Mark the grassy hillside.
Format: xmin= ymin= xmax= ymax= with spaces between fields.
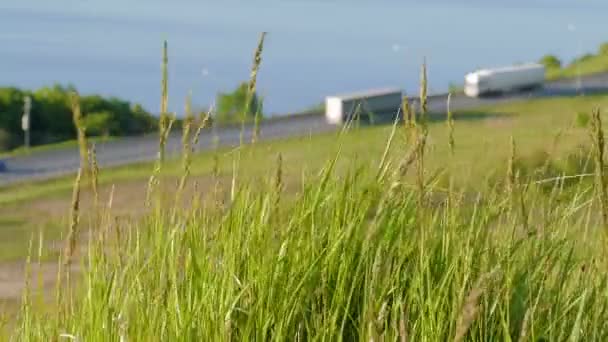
xmin=546 ymin=43 xmax=608 ymax=80
xmin=1 ymin=95 xmax=606 ymax=257
xmin=2 ymin=94 xmax=606 ymax=206
xmin=6 ymin=91 xmax=608 ymax=339
xmin=0 ymin=92 xmax=605 ymax=338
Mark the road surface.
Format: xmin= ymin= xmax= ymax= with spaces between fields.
xmin=2 ymin=73 xmax=608 ymax=186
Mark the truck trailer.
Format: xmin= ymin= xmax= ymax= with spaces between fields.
xmin=325 ymin=88 xmax=402 ymax=124
xmin=464 ymin=63 xmax=545 ymax=97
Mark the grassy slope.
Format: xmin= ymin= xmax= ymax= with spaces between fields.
xmin=10 ymin=93 xmax=608 ymax=339
xmin=2 ymin=94 xmax=607 ymax=205
xmin=547 ymin=53 xmax=608 ymax=80
xmin=0 ymin=94 xmax=606 ymax=264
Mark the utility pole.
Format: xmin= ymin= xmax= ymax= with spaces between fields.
xmin=22 ymin=96 xmax=31 ymax=151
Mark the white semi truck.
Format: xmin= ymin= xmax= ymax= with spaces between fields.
xmin=325 ymin=88 xmax=402 ymax=124
xmin=464 ymin=63 xmax=545 ymax=97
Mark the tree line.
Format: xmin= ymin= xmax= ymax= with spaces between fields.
xmin=0 ymin=84 xmax=156 ymax=151
xmin=0 ymin=80 xmax=264 ymax=152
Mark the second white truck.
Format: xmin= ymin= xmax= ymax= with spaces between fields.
xmin=464 ymin=63 xmax=545 ymax=97
xmin=325 ymin=88 xmax=402 ymax=124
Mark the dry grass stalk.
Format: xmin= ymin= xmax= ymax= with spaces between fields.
xmin=145 ymin=40 xmax=171 ymax=207
xmin=590 ymin=108 xmax=608 ymax=231
xmin=175 ymin=93 xmax=195 ymax=203
xmin=146 ymin=113 xmax=175 ymax=207
xmin=159 ymin=40 xmax=169 ymax=163
xmin=64 ymin=168 xmax=83 ymax=269
xmin=99 ymin=184 xmax=115 ymax=245
xmin=376 ymin=113 xmax=401 ymax=182
xmin=507 ymin=136 xmax=516 ymax=200
xmin=211 ymin=135 xmax=223 ymax=210
xmin=399 ymin=131 xmax=428 ymax=181
xmin=517 ymin=172 xmax=530 ymax=234
xmin=378 ymin=129 xmax=426 ymax=209
xmin=518 ymin=308 xmax=531 ymax=342
xmin=415 ymin=61 xmax=429 ymax=205
xmin=273 ymin=153 xmax=283 ymax=213
xmin=506 ymin=137 xmax=531 ymax=233
xmin=402 ymin=94 xmax=412 ymax=129
xmin=402 ymin=94 xmax=417 ymax=144
xmin=446 ymin=93 xmax=456 ymax=219
xmin=372 ymin=300 xmax=388 ymax=338
xmin=368 ymin=321 xmax=379 ymax=342
xmin=70 ymin=92 xmax=89 ymax=175
xmin=249 ymin=32 xmax=267 ymax=145
xmin=88 ymin=143 xmax=102 ymax=235
xmin=89 ymin=143 xmax=100 ymax=211
xmin=56 ymin=167 xmax=83 ymax=317
xmin=447 ymin=92 xmax=455 ymax=155
xmin=453 ymin=271 xmax=498 ymax=342
xmin=37 ymin=229 xmax=44 ymax=306
xmin=507 ymin=137 xmax=528 ymax=232
xmin=419 ymin=59 xmax=428 ymax=127
xmin=159 ymin=113 xmax=175 ymax=163
xmin=371 ymin=130 xmax=428 ymax=225
xmin=192 ymin=104 xmax=213 ymax=149
xmin=399 ymin=304 xmax=409 ymax=342
xmin=20 ymin=235 xmax=34 ymax=321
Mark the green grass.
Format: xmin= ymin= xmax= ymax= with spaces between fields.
xmin=2 ymin=94 xmax=607 ymax=206
xmin=0 ymin=216 xmax=62 ymax=262
xmin=0 ymin=94 xmax=604 ymax=283
xmin=0 ymin=136 xmax=115 ymax=158
xmin=11 ymin=100 xmax=608 ymax=340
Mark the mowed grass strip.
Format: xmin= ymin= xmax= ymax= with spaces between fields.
xmin=1 ymin=94 xmax=607 ymax=207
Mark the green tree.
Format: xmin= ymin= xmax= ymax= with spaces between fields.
xmin=216 ymin=82 xmax=263 ymax=123
xmin=83 ymin=111 xmax=114 ymax=137
xmin=574 ymin=53 xmax=594 ymax=64
xmin=0 ymin=84 xmax=157 ymax=150
xmin=539 ymin=55 xmax=562 ymax=69
xmin=599 ymin=42 xmax=608 ymax=56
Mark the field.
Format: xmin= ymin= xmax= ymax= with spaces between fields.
xmin=1 ymin=90 xmax=608 ymax=339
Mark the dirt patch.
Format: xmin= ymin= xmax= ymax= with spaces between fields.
xmin=484 ymin=115 xmax=515 ymax=129
xmin=0 ymin=261 xmax=76 ymax=301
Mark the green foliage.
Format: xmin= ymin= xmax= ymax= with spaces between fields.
xmin=0 ymin=84 xmax=156 ymax=150
xmin=599 ymin=42 xmax=608 ymax=56
xmin=547 ymin=42 xmax=608 ymax=80
xmin=0 ymin=128 xmax=10 ymax=151
xmin=82 ymin=111 xmax=114 ymax=137
xmin=576 ymin=111 xmax=590 ymax=128
xmin=539 ymin=54 xmax=562 ymax=69
xmin=216 ymin=82 xmax=263 ymax=123
xmin=573 ymin=53 xmax=595 ymax=64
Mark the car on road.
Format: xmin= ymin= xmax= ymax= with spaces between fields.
xmin=0 ymin=159 xmax=6 ymax=172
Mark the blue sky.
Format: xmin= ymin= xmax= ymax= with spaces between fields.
xmin=1 ymin=0 xmax=606 ymax=114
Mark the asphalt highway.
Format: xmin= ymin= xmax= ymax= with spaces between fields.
xmin=1 ymin=73 xmax=608 ymax=186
